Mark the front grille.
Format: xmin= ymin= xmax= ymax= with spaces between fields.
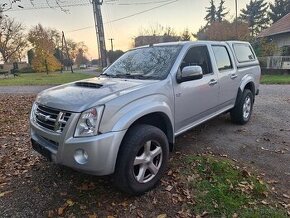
xmin=34 ymin=105 xmax=71 ymax=133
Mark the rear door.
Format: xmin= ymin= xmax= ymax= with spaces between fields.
xmin=174 ymin=45 xmax=220 ymax=134
xmin=211 ymin=45 xmax=239 ymax=107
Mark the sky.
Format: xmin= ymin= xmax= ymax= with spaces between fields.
xmin=4 ymin=0 xmax=273 ymax=59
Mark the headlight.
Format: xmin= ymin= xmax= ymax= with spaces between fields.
xmin=74 ymin=106 xmax=104 ymax=137
xmin=31 ymin=102 xmax=38 ymax=121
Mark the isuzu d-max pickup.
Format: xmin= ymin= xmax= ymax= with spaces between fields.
xmin=30 ymin=41 xmax=261 ymax=194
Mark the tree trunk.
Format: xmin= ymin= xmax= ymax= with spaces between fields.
xmin=45 ymin=59 xmax=49 ymax=75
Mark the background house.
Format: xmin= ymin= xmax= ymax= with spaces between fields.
xmin=258 ymin=13 xmax=290 ymax=70
xmin=258 ymin=13 xmax=290 ymax=55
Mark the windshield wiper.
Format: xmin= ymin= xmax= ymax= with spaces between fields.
xmin=101 ymin=73 xmax=118 ymax=78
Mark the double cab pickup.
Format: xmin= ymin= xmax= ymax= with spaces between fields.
xmin=30 ymin=41 xmax=261 ymax=195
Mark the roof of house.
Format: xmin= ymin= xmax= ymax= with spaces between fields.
xmin=258 ymin=13 xmax=290 ymax=37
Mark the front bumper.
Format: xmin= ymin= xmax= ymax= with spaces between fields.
xmin=30 ymin=118 xmax=126 ymax=176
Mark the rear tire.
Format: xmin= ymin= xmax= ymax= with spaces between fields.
xmin=230 ymin=89 xmax=254 ymax=125
xmin=113 ymin=124 xmax=169 ymax=195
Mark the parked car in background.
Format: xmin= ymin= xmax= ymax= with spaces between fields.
xmin=79 ymin=64 xmax=88 ymax=69
xmin=30 ymin=41 xmax=261 ymax=195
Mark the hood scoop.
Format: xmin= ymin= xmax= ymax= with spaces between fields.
xmin=75 ymin=82 xmax=103 ymax=88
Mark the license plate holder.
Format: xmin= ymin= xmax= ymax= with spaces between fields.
xmin=31 ymin=139 xmax=52 ymax=161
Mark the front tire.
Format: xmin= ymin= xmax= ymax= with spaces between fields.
xmin=113 ymin=124 xmax=169 ymax=195
xmin=230 ymin=89 xmax=254 ymax=125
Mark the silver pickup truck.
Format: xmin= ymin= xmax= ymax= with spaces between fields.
xmin=30 ymin=41 xmax=260 ymax=195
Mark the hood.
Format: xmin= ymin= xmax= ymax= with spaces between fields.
xmin=36 ymin=77 xmax=157 ymax=112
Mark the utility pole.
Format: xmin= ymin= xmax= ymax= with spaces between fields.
xmin=109 ymin=38 xmax=114 ymax=51
xmin=235 ymin=0 xmax=238 ymax=39
xmin=62 ymin=31 xmax=74 ymax=73
xmin=92 ymin=0 xmax=107 ymax=68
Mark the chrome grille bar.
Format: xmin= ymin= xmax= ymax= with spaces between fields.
xmin=34 ymin=104 xmax=71 ymax=133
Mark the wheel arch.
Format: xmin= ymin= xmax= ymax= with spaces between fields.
xmin=237 ymin=76 xmax=256 ymax=105
xmin=130 ymin=112 xmax=174 ymax=150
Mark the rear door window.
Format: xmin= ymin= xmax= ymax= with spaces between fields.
xmin=212 ymin=46 xmax=233 ymax=71
xmin=233 ymin=44 xmax=256 ymax=63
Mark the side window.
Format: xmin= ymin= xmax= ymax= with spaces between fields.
xmin=180 ymin=46 xmax=212 ymax=75
xmin=233 ymin=44 xmax=256 ymax=62
xmin=212 ymin=46 xmax=233 ymax=71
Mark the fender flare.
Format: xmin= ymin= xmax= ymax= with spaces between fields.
xmin=111 ymin=101 xmax=174 ymax=135
xmin=235 ymin=75 xmax=256 ymax=106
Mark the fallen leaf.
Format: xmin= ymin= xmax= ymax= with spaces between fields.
xmin=58 ymin=207 xmax=66 ymax=216
xmin=48 ymin=210 xmax=54 ymax=218
xmin=165 ymin=185 xmax=173 ymax=192
xmin=0 ymin=191 xmax=13 ymax=197
xmin=267 ymin=180 xmax=278 ymax=184
xmin=67 ymin=199 xmax=74 ymax=207
xmin=283 ymin=194 xmax=290 ymax=199
xmin=88 ymin=214 xmax=97 ymax=218
xmin=157 ymin=214 xmax=167 ymax=218
xmin=261 ymin=147 xmax=269 ymax=151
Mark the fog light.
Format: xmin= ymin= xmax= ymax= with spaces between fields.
xmin=74 ymin=149 xmax=88 ymax=165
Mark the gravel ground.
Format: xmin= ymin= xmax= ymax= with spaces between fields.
xmin=0 ymin=84 xmax=289 ymax=217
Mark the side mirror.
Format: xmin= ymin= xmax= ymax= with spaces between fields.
xmin=177 ymin=66 xmax=203 ymax=83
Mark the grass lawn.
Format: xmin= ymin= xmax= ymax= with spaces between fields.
xmin=261 ymin=74 xmax=290 ymax=84
xmin=182 ymin=155 xmax=288 ymax=217
xmin=0 ymin=72 xmax=95 ymax=86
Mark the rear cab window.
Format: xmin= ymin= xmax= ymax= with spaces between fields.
xmin=233 ymin=43 xmax=256 ymax=63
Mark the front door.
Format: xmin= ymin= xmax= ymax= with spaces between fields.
xmin=174 ymin=45 xmax=220 ymax=134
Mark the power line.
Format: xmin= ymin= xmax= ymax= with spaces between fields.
xmin=6 ymin=2 xmax=91 ymax=11
xmin=106 ymin=0 xmax=174 ymax=6
xmin=67 ymin=0 xmax=178 ymax=33
xmin=105 ymin=0 xmax=178 ymax=24
xmin=5 ymin=0 xmax=174 ymax=12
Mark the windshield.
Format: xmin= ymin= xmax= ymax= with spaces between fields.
xmin=102 ymin=45 xmax=182 ymax=80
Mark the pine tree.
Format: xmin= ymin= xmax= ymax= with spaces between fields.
xmin=240 ymin=0 xmax=269 ymax=37
xmin=216 ymin=0 xmax=229 ymax=22
xmin=205 ymin=0 xmax=217 ymax=25
xmin=268 ymin=0 xmax=290 ymax=23
xmin=181 ymin=28 xmax=191 ymax=41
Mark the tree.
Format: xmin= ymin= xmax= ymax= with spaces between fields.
xmin=27 ymin=49 xmax=34 ymax=65
xmin=268 ymin=0 xmax=290 ymax=23
xmin=216 ymin=0 xmax=229 ymax=22
xmin=181 ymin=28 xmax=191 ymax=41
xmin=205 ymin=0 xmax=217 ymax=25
xmin=28 ymin=24 xmax=61 ymax=73
xmin=252 ymin=38 xmax=280 ymax=57
xmin=240 ymin=0 xmax=269 ymax=37
xmin=0 ymin=17 xmax=27 ymax=63
xmin=134 ymin=24 xmax=181 ymax=47
xmin=75 ymin=47 xmax=89 ymax=67
xmin=194 ymin=21 xmax=250 ymax=41
xmin=107 ymin=50 xmax=124 ymax=63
